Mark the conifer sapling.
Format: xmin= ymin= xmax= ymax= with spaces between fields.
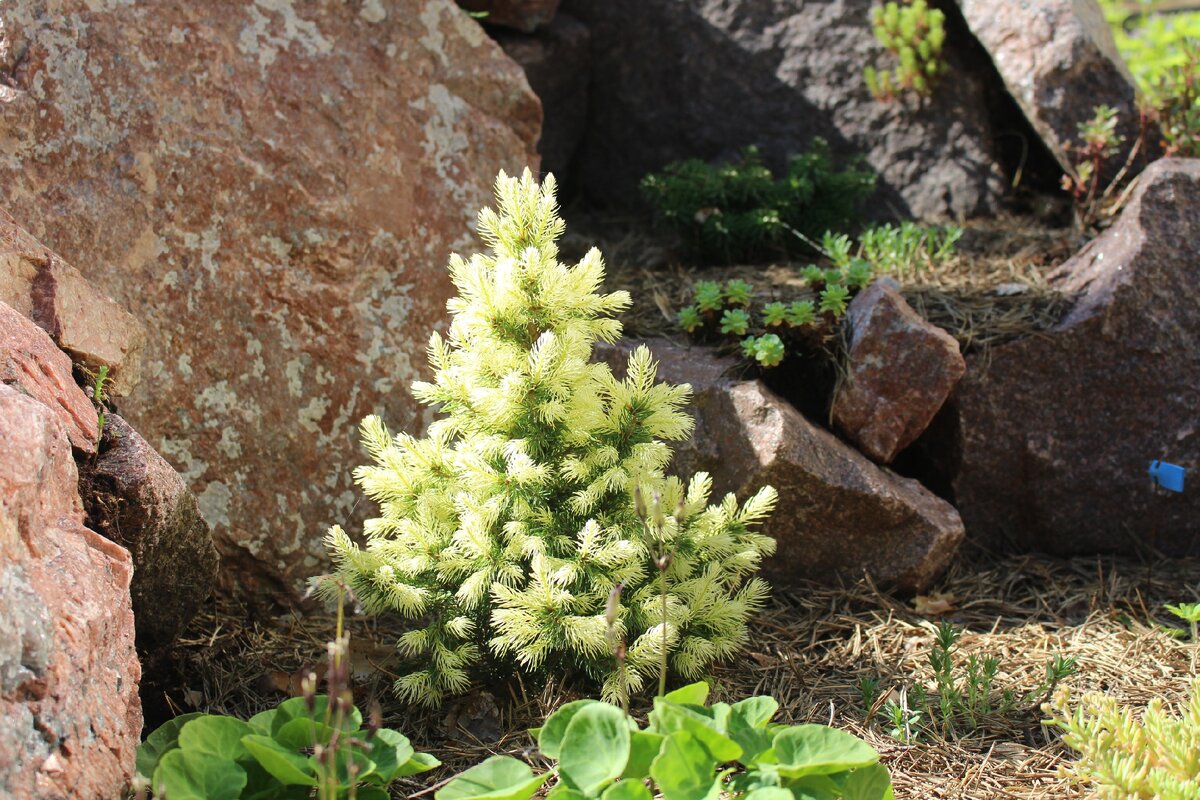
xmin=322 ymin=170 xmax=777 ymax=706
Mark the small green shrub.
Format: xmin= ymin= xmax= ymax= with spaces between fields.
xmin=324 ymin=171 xmax=777 ymax=707
xmin=1046 ymin=678 xmax=1200 ymax=799
xmin=857 ymin=221 xmax=962 ymax=278
xmin=640 ymin=143 xmax=875 ymax=265
xmin=1061 ymin=105 xmax=1128 ymax=229
xmin=436 ymin=681 xmax=894 ymax=800
xmin=864 ymin=0 xmax=948 ymax=101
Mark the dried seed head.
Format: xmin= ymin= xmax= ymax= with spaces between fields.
xmin=605 ymin=583 xmax=624 ymax=628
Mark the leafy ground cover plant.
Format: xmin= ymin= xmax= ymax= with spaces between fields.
xmin=1045 ymin=678 xmax=1200 ymax=799
xmin=675 ymin=222 xmax=960 ymax=368
xmin=640 ymin=143 xmax=875 ymax=265
xmin=323 ymin=170 xmax=777 ymax=707
xmin=1060 ymin=105 xmax=1141 ymax=229
xmin=436 ymin=681 xmax=893 ymax=800
xmin=135 ymin=585 xmax=439 ymax=799
xmin=864 ymin=0 xmax=947 ymax=101
xmin=1165 ymin=602 xmax=1200 ymax=641
xmin=865 ymin=622 xmax=1078 ymax=741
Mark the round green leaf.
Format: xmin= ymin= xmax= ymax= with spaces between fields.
xmin=273 ymin=695 xmax=362 ymax=735
xmin=772 ymin=726 xmax=879 ymax=779
xmin=152 ymin=749 xmax=247 ymax=800
xmin=840 ymin=764 xmax=894 ymax=800
xmin=364 ymin=727 xmax=416 ymax=784
xmin=663 ymin=682 xmax=710 ymax=706
xmin=274 ymin=716 xmax=340 ymax=750
xmin=436 ymin=755 xmax=551 ymax=800
xmin=651 ymin=732 xmax=725 ymax=800
xmin=136 ymin=712 xmax=203 ymax=778
xmin=241 ymin=734 xmax=318 ymax=786
xmin=650 ymin=702 xmax=742 ymax=763
xmin=247 ymin=708 xmax=278 ymax=735
xmin=177 ymin=715 xmax=254 ymax=761
xmin=559 ymin=702 xmax=631 ymax=795
xmin=394 ymin=750 xmax=442 ymax=778
xmin=743 ymin=789 xmax=794 ymax=800
xmin=622 ymin=730 xmax=666 ymax=781
xmin=602 ymin=779 xmax=654 ymax=800
xmin=538 ymin=700 xmax=598 ymax=759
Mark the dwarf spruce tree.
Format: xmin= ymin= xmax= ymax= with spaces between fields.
xmin=323 ymin=170 xmax=777 ymax=706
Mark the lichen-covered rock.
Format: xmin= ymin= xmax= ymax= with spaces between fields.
xmin=496 ymin=13 xmax=590 ymax=182
xmin=0 ymin=384 xmax=141 ymax=800
xmin=0 ymin=1 xmax=540 ymax=595
xmin=833 ymin=278 xmax=965 ymax=463
xmin=597 ymin=339 xmax=964 ymax=592
xmin=561 ymin=0 xmax=1007 ymax=218
xmin=0 ymin=208 xmax=146 ymax=397
xmin=954 ymin=0 xmax=1155 ymax=181
xmin=459 ymin=0 xmax=561 ymax=32
xmin=953 ymin=159 xmax=1200 ymax=555
xmin=83 ymin=414 xmax=219 ymax=657
xmin=0 ymin=301 xmax=97 ymax=451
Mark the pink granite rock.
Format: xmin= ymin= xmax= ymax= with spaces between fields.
xmin=0 ymin=301 xmax=97 ymax=451
xmin=0 ymin=208 xmax=145 ymax=396
xmin=0 ymin=384 xmax=141 ymax=800
xmin=833 ymin=278 xmax=965 ymax=464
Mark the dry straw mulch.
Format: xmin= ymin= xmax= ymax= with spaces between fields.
xmin=162 ymin=549 xmax=1200 ymax=800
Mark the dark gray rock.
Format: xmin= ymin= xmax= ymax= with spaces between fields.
xmin=562 ymin=0 xmax=1008 ymax=218
xmin=955 ymin=0 xmax=1157 ymax=183
xmin=83 ymin=413 xmax=219 ymax=656
xmin=597 ymin=338 xmax=965 ymax=592
xmin=952 ymin=158 xmax=1200 ymax=555
xmin=496 ymin=14 xmax=590 ymax=183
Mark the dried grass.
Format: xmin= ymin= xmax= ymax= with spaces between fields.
xmin=162 ymin=550 xmax=1200 ymax=799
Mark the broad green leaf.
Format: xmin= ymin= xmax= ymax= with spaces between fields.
xmin=136 ymin=712 xmax=203 ymax=778
xmin=241 ymin=734 xmax=318 ymax=786
xmin=772 ymin=726 xmax=879 ymax=779
xmin=364 ymin=728 xmax=416 ymax=784
xmin=623 ymin=731 xmax=666 ymax=780
xmin=332 ymin=744 xmax=377 ymax=789
xmin=436 ymin=755 xmax=551 ymax=800
xmin=178 ymin=715 xmax=253 ymax=761
xmin=784 ymin=774 xmax=842 ymax=800
xmin=152 ymin=749 xmax=246 ymax=800
xmin=274 ymin=716 xmax=340 ymax=750
xmin=650 ymin=701 xmax=742 ymax=763
xmin=559 ymin=702 xmax=631 ymax=796
xmin=840 ymin=764 xmax=894 ymax=800
xmin=729 ymin=697 xmax=778 ymax=764
xmin=247 ymin=708 xmax=278 ymax=735
xmin=731 ymin=696 xmax=779 ymax=729
xmin=743 ymin=789 xmax=794 ymax=800
xmin=537 ymin=700 xmax=598 ymax=759
xmin=664 ymin=682 xmax=710 ymax=706
xmin=272 ymin=695 xmax=362 ymax=736
xmin=602 ymin=778 xmax=654 ymax=800
xmin=357 ymin=788 xmax=392 ymax=800
xmin=650 ymin=732 xmax=725 ymax=800
xmin=546 ymin=785 xmax=587 ymax=800
xmin=394 ymin=751 xmax=442 ymax=778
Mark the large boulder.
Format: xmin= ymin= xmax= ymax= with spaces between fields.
xmin=598 ymin=339 xmax=964 ymax=592
xmin=953 ymin=159 xmax=1200 ymax=555
xmin=954 ymin=0 xmax=1153 ymax=181
xmin=495 ymin=13 xmax=590 ymax=184
xmin=0 ymin=209 xmax=145 ymax=397
xmin=0 ymin=1 xmax=540 ymax=595
xmin=561 ymin=0 xmax=1008 ymax=218
xmin=0 ymin=301 xmax=97 ymax=451
xmin=832 ymin=278 xmax=965 ymax=464
xmin=0 ymin=384 xmax=141 ymax=800
xmin=82 ymin=414 xmax=219 ymax=658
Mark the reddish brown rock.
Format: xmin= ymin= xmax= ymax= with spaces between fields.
xmin=460 ymin=0 xmax=561 ymax=32
xmin=83 ymin=414 xmax=219 ymax=656
xmin=953 ymin=159 xmax=1200 ymax=555
xmin=0 ymin=1 xmax=540 ymax=595
xmin=833 ymin=278 xmax=965 ymax=464
xmin=0 ymin=209 xmax=145 ymax=397
xmin=597 ymin=339 xmax=964 ymax=592
xmin=954 ymin=0 xmax=1155 ymax=181
xmin=495 ymin=13 xmax=590 ymax=182
xmin=0 ymin=384 xmax=141 ymax=800
xmin=0 ymin=301 xmax=97 ymax=451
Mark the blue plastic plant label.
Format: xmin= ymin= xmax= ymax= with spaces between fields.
xmin=1148 ymin=460 xmax=1186 ymax=493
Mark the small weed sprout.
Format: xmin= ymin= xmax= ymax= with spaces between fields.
xmin=1061 ymin=105 xmax=1129 ymax=229
xmin=91 ymin=365 xmax=110 ymax=441
xmin=865 ymin=0 xmax=948 ymax=101
xmin=1165 ymin=602 xmax=1200 ymax=641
